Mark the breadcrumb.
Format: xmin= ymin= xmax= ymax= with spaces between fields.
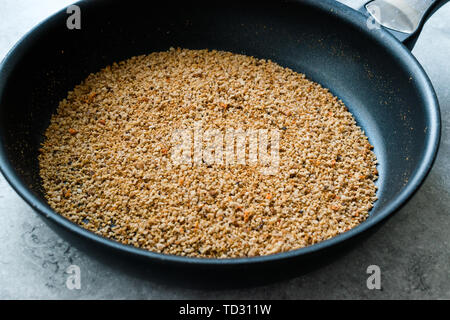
xmin=39 ymin=48 xmax=378 ymax=258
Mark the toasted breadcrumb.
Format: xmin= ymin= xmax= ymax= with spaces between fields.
xmin=39 ymin=48 xmax=378 ymax=258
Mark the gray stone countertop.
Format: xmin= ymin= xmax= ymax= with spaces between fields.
xmin=0 ymin=0 xmax=449 ymax=299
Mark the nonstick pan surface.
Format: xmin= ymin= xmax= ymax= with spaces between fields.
xmin=0 ymin=0 xmax=441 ymax=269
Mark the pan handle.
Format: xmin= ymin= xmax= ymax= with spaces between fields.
xmin=360 ymin=0 xmax=449 ymax=49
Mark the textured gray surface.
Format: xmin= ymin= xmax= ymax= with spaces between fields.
xmin=0 ymin=0 xmax=449 ymax=300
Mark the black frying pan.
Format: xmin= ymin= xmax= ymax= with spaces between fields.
xmin=0 ymin=0 xmax=443 ymax=278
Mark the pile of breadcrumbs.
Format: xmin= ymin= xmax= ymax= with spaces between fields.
xmin=39 ymin=48 xmax=378 ymax=258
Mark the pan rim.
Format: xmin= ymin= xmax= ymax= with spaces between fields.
xmin=0 ymin=0 xmax=441 ymax=266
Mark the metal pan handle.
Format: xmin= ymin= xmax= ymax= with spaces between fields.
xmin=361 ymin=0 xmax=449 ymax=49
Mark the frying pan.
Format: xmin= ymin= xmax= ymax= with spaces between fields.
xmin=0 ymin=0 xmax=444 ymax=276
